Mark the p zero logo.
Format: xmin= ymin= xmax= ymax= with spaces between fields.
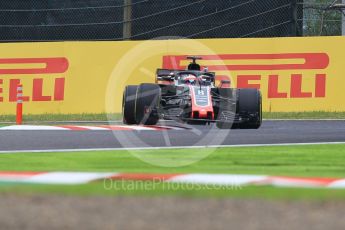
xmin=0 ymin=57 xmax=68 ymax=103
xmin=162 ymin=53 xmax=330 ymax=98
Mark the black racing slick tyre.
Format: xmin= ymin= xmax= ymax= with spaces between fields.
xmin=135 ymin=83 xmax=161 ymax=125
xmin=216 ymin=88 xmax=235 ymax=129
xmin=236 ymin=88 xmax=262 ymax=129
xmin=122 ymin=85 xmax=139 ymax=125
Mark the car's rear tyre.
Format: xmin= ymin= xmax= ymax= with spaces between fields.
xmin=236 ymin=88 xmax=262 ymax=129
xmin=122 ymin=85 xmax=138 ymax=125
xmin=135 ymin=83 xmax=161 ymax=125
xmin=216 ymin=88 xmax=235 ymax=129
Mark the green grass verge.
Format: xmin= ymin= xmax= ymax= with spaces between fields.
xmin=0 ymin=111 xmax=344 ymax=123
xmin=1 ymin=144 xmax=345 ymax=200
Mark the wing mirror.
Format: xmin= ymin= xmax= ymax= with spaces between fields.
xmin=220 ymin=80 xmax=231 ymax=88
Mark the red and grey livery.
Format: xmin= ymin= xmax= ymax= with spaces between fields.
xmin=122 ymin=56 xmax=262 ymax=129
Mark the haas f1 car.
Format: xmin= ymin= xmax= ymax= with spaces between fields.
xmin=122 ymin=56 xmax=262 ymax=129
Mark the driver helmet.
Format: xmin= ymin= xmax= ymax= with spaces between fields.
xmin=183 ymin=74 xmax=197 ymax=85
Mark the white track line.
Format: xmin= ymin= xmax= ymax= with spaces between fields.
xmin=0 ymin=125 xmax=69 ymax=131
xmin=169 ymin=174 xmax=267 ymax=186
xmin=0 ymin=141 xmax=345 ymax=154
xmin=73 ymin=126 xmax=109 ymax=131
xmin=115 ymin=125 xmax=157 ymax=131
xmin=26 ymin=172 xmax=115 ymax=185
xmin=0 ymin=125 xmax=188 ymax=131
xmin=1 ymin=119 xmax=343 ymax=125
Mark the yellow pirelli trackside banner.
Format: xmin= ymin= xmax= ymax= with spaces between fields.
xmin=0 ymin=36 xmax=344 ymax=114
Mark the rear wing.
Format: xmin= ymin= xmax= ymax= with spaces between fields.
xmin=156 ymin=69 xmax=176 ymax=83
xmin=156 ymin=69 xmax=216 ymax=77
xmin=156 ymin=68 xmax=217 ymax=84
xmin=156 ymin=69 xmax=176 ymax=76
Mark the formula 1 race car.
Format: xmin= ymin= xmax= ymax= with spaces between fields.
xmin=122 ymin=56 xmax=262 ymax=129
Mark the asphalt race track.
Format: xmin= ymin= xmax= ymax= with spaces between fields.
xmin=0 ymin=120 xmax=344 ymax=152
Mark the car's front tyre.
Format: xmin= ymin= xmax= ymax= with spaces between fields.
xmin=236 ymin=88 xmax=262 ymax=129
xmin=135 ymin=83 xmax=161 ymax=125
xmin=122 ymin=85 xmax=139 ymax=125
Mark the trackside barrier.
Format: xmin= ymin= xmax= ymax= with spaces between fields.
xmin=16 ymin=84 xmax=23 ymax=125
xmin=0 ymin=36 xmax=344 ymax=114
